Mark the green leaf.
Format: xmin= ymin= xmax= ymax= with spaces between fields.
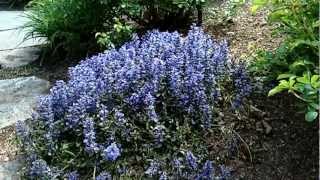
xmin=297 ymin=72 xmax=311 ymax=84
xmin=309 ymin=103 xmax=320 ymax=110
xmin=305 ymin=111 xmax=318 ymax=122
xmin=311 ymin=75 xmax=320 ymax=88
xmin=268 ymin=86 xmax=284 ymax=96
xmin=252 ymin=0 xmax=268 ymax=5
xmin=251 ymin=5 xmax=260 ymax=14
xmin=269 ymin=9 xmax=288 ymax=22
xmin=277 ymin=73 xmax=295 ymax=80
xmin=290 ymin=40 xmax=319 ymax=51
xmin=251 ymin=0 xmax=268 ymax=14
xmin=289 ymin=60 xmax=309 ymax=71
xmin=313 ymin=20 xmax=320 ymax=28
xmin=289 ymin=76 xmax=297 ymax=84
xmin=278 ymin=80 xmax=290 ymax=88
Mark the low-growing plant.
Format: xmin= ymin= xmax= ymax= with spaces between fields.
xmin=16 ymin=26 xmax=251 ymax=179
xmin=250 ymin=0 xmax=319 ymax=121
xmin=268 ymin=72 xmax=319 ymax=122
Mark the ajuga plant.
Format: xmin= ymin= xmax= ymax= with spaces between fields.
xmin=250 ymin=0 xmax=319 ymax=122
xmin=16 ymin=26 xmax=251 ymax=179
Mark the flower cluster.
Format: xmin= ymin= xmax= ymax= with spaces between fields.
xmin=230 ymin=62 xmax=252 ymax=108
xmin=103 ymin=143 xmax=121 ymax=161
xmin=17 ymin=26 xmax=250 ymax=179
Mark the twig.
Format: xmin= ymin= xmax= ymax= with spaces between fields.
xmin=232 ymin=130 xmax=253 ymax=163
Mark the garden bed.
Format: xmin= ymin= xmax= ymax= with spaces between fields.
xmin=0 ymin=2 xmax=318 ymax=179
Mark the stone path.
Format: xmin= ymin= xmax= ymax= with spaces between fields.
xmin=0 ymin=11 xmax=45 ymax=67
xmin=0 ymin=157 xmax=21 ymax=180
xmin=0 ymin=10 xmax=49 ymax=127
xmin=0 ymin=10 xmax=50 ymax=179
xmin=0 ymin=76 xmax=50 ymax=129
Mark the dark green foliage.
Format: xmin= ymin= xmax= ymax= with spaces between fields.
xmin=250 ymin=0 xmax=319 ymax=121
xmin=24 ymin=0 xmax=207 ymax=57
xmin=24 ymin=0 xmax=110 ymax=57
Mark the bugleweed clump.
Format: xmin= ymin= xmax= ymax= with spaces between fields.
xmin=16 ymin=26 xmax=251 ymax=179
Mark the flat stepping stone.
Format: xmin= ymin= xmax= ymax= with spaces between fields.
xmin=0 ymin=11 xmax=27 ymax=31
xmin=0 ymin=29 xmax=45 ymax=50
xmin=0 ymin=158 xmax=22 ymax=180
xmin=0 ymin=76 xmax=50 ymax=129
xmin=0 ymin=46 xmax=41 ymax=68
xmin=0 ymin=11 xmax=46 ymax=52
xmin=0 ymin=11 xmax=45 ymax=67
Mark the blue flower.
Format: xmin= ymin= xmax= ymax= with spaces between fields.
xmin=103 ymin=142 xmax=121 ymax=161
xmin=114 ymin=109 xmax=127 ymax=125
xmin=29 ymin=159 xmax=52 ymax=178
xmin=230 ymin=62 xmax=252 ymax=108
xmin=20 ymin=25 xmax=250 ymax=179
xmin=83 ymin=118 xmax=99 ymax=154
xmin=196 ymin=160 xmax=215 ymax=179
xmin=219 ymin=165 xmax=231 ymax=180
xmin=145 ymin=161 xmax=160 ymax=177
xmin=159 ymin=172 xmax=168 ymax=180
xmin=66 ymin=171 xmax=79 ymax=180
xmin=96 ymin=171 xmax=112 ymax=180
xmin=186 ymin=151 xmax=198 ymax=170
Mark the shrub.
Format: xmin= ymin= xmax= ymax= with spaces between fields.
xmin=24 ymin=0 xmax=110 ymax=57
xmin=17 ymin=26 xmax=251 ymax=179
xmin=25 ymin=0 xmax=208 ymax=57
xmin=250 ymin=0 xmax=319 ymax=122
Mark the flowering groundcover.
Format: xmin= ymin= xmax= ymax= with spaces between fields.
xmin=16 ymin=26 xmax=251 ymax=179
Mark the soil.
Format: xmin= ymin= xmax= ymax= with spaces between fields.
xmin=227 ymin=94 xmax=319 ymax=180
xmin=0 ymin=2 xmax=318 ymax=180
xmin=203 ymin=4 xmax=318 ymax=180
xmin=0 ymin=126 xmax=18 ymax=162
xmin=204 ymin=4 xmax=283 ymax=61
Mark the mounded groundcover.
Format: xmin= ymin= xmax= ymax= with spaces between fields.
xmin=16 ymin=26 xmax=253 ymax=179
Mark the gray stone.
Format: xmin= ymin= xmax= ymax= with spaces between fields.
xmin=0 ymin=158 xmax=22 ymax=180
xmin=0 ymin=76 xmax=50 ymax=129
xmin=0 ymin=11 xmax=46 ymax=51
xmin=0 ymin=11 xmax=27 ymax=31
xmin=0 ymin=46 xmax=41 ymax=68
xmin=0 ymin=29 xmax=45 ymax=50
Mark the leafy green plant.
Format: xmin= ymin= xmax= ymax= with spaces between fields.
xmin=24 ymin=0 xmax=110 ymax=57
xmin=24 ymin=0 xmax=208 ymax=58
xmin=269 ymin=72 xmax=319 ymax=121
xmin=96 ymin=18 xmax=134 ymax=49
xmin=8 ymin=0 xmax=31 ymax=8
xmin=250 ymin=0 xmax=319 ymax=121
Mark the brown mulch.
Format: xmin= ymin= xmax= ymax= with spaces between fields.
xmin=0 ymin=126 xmax=18 ymax=162
xmin=225 ymin=95 xmax=319 ymax=180
xmin=204 ymin=4 xmax=318 ymax=180
xmin=205 ymin=4 xmax=283 ymax=61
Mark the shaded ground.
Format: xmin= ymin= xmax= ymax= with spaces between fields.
xmin=227 ymin=95 xmax=318 ymax=180
xmin=204 ymin=4 xmax=283 ymax=61
xmin=203 ymin=4 xmax=318 ymax=180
